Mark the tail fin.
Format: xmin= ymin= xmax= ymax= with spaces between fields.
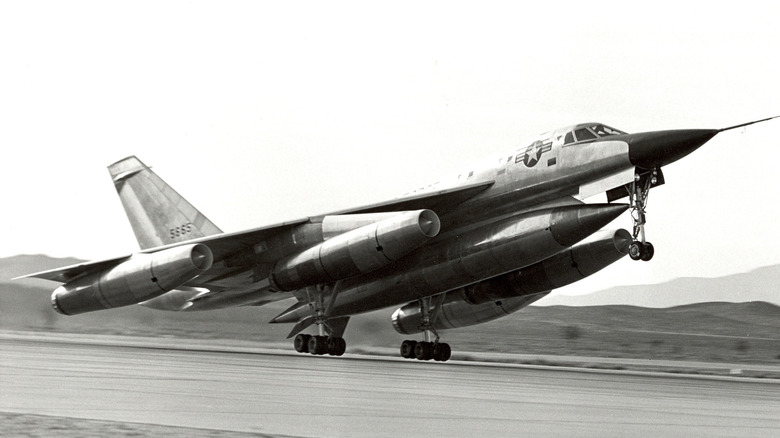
xmin=108 ymin=156 xmax=223 ymax=250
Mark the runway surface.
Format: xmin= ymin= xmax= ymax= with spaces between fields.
xmin=1 ymin=334 xmax=779 ymax=437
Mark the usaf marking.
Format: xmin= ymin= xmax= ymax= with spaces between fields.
xmin=515 ymin=140 xmax=553 ymax=168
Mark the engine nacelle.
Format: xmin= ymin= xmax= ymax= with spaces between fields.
xmin=392 ymin=293 xmax=548 ymax=335
xmin=270 ymin=209 xmax=440 ymax=291
xmin=51 ymin=244 xmax=213 ymax=315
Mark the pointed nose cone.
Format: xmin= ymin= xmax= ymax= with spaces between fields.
xmin=627 ymin=129 xmax=719 ymax=169
xmin=550 ymin=204 xmax=629 ymax=247
xmin=271 ymin=302 xmax=309 ymax=324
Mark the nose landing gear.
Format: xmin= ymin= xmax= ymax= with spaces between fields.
xmin=629 ymin=170 xmax=658 ymax=262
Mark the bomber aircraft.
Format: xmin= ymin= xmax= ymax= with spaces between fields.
xmin=20 ymin=116 xmax=778 ymax=361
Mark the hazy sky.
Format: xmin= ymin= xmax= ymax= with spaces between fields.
xmin=2 ymin=2 xmax=779 ymax=298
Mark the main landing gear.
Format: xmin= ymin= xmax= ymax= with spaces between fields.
xmin=628 ymin=170 xmax=656 ymax=262
xmin=291 ymin=283 xmax=349 ymax=357
xmin=399 ymin=295 xmax=452 ymax=362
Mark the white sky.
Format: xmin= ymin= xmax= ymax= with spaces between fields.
xmin=2 ymin=2 xmax=779 ymax=299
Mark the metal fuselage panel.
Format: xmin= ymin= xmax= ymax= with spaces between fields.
xmin=182 ymin=136 xmax=632 ymax=313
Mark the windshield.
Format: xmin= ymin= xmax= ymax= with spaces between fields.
xmin=574 ymin=128 xmax=598 ymax=141
xmin=587 ymin=124 xmax=626 ymax=137
xmin=564 ymin=123 xmax=627 ymax=145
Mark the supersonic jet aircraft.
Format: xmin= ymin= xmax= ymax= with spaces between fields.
xmin=20 ymin=116 xmax=778 ymax=361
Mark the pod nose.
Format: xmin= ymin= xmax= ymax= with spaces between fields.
xmin=627 ymin=129 xmax=719 ymax=169
xmin=550 ymin=203 xmax=629 ymax=247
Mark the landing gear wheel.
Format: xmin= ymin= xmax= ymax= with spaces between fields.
xmin=327 ymin=337 xmax=347 ymax=356
xmin=433 ymin=343 xmax=451 ymax=362
xmin=629 ymin=241 xmax=654 ymax=262
xmin=400 ymin=340 xmax=417 ymax=359
xmin=629 ymin=241 xmax=643 ymax=261
xmin=414 ymin=341 xmax=434 ymax=361
xmin=294 ymin=334 xmax=311 ymax=353
xmin=308 ymin=335 xmax=328 ymax=355
xmin=640 ymin=242 xmax=654 ymax=261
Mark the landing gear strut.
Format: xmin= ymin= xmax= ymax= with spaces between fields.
xmin=292 ymin=283 xmax=348 ymax=357
xmin=628 ymin=170 xmax=656 ymax=262
xmin=399 ymin=295 xmax=452 ymax=362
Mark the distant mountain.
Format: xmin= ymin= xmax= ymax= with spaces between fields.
xmin=538 ymin=265 xmax=780 ymax=307
xmin=0 ymin=254 xmax=84 ymax=281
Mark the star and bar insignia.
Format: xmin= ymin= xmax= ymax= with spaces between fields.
xmin=515 ymin=141 xmax=553 ymax=168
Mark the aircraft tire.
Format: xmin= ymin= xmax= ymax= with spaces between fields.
xmin=640 ymin=242 xmax=654 ymax=261
xmin=415 ymin=342 xmax=434 ymax=361
xmin=433 ymin=343 xmax=452 ymax=362
xmin=337 ymin=337 xmax=347 ymax=356
xmin=328 ymin=337 xmax=347 ymax=356
xmin=400 ymin=340 xmax=417 ymax=359
xmin=629 ymin=242 xmax=643 ymax=261
xmin=308 ymin=335 xmax=328 ymax=355
xmin=294 ymin=334 xmax=311 ymax=353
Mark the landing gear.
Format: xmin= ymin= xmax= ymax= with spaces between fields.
xmin=399 ymin=296 xmax=452 ymax=362
xmin=293 ymin=334 xmax=347 ymax=356
xmin=629 ymin=170 xmax=657 ymax=262
xmin=291 ymin=283 xmax=349 ymax=357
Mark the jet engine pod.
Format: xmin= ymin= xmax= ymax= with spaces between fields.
xmin=392 ymin=293 xmax=547 ymax=335
xmin=52 ymin=243 xmax=213 ymax=315
xmin=270 ymin=210 xmax=440 ymax=291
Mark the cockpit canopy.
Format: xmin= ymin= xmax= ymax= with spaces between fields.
xmin=563 ymin=123 xmax=626 ymax=145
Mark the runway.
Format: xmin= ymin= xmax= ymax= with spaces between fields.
xmin=1 ymin=334 xmax=779 ymax=437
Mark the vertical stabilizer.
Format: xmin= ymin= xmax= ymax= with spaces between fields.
xmin=108 ymin=156 xmax=223 ymax=250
